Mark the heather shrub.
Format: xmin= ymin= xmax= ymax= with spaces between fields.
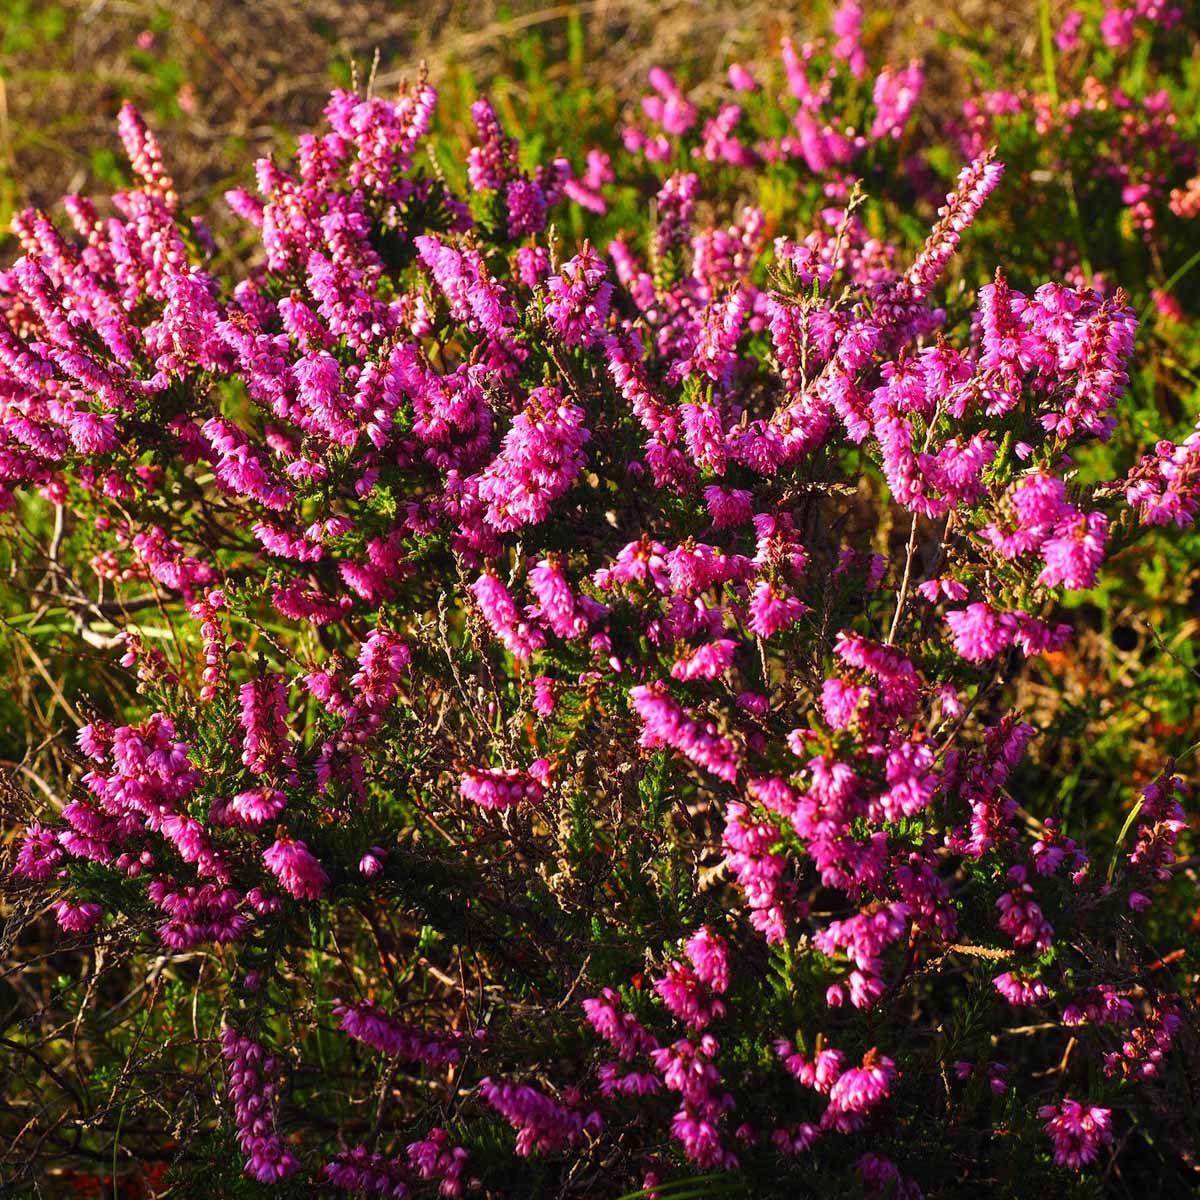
xmin=2 ymin=3 xmax=1198 ymax=1198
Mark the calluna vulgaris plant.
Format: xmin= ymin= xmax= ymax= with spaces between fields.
xmin=3 ymin=2 xmax=1199 ymax=1197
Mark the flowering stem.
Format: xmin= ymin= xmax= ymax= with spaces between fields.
xmin=1106 ymin=796 xmax=1145 ymax=885
xmin=886 ymin=511 xmax=920 ymax=646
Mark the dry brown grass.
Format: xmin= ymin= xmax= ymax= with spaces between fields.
xmin=0 ymin=0 xmax=1043 ymax=232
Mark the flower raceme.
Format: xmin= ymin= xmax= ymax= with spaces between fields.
xmin=2 ymin=21 xmax=1195 ymax=1198
xmin=1038 ymin=1098 xmax=1115 ymax=1170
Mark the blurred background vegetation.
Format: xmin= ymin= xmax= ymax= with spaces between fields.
xmin=0 ymin=0 xmax=1041 ymax=235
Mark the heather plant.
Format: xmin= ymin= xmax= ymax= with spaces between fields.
xmin=2 ymin=5 xmax=1199 ymax=1199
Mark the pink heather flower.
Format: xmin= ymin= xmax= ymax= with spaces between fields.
xmin=653 ymin=960 xmax=726 ymax=1029
xmin=582 ymin=988 xmax=659 ymax=1060
xmin=728 ymin=63 xmax=759 ymax=93
xmin=989 ymin=473 xmax=1074 ymax=557
xmin=598 ymin=1063 xmax=661 ymax=1097
xmin=220 ymin=1028 xmax=299 ymax=1183
xmin=583 ymin=149 xmax=612 ymax=190
xmin=1100 ymin=4 xmax=1135 ymax=48
xmin=478 ymin=1077 xmax=601 ymax=1157
xmin=563 ymin=176 xmax=606 ymax=215
xmin=544 ymin=245 xmax=612 ymax=347
xmin=775 ymin=1042 xmax=846 ymax=1092
xmin=831 ymin=0 xmax=867 ymax=77
xmin=467 ymin=97 xmax=517 ymax=189
xmin=905 ymin=148 xmax=1004 ymax=301
xmin=516 ymin=244 xmax=551 ymax=286
xmin=685 ymin=927 xmax=730 ymax=993
xmin=54 ymin=900 xmax=103 ymax=933
xmin=476 ymin=388 xmax=589 ymax=533
xmin=66 ymin=410 xmax=119 ymax=454
xmin=813 ymin=903 xmax=910 ymax=975
xmin=1102 ymin=997 xmax=1182 ymax=1081
xmin=821 ymin=676 xmax=869 ymax=730
xmin=358 ymin=845 xmax=386 ymax=876
xmin=748 ymin=581 xmax=808 ymax=639
xmin=946 ymin=603 xmax=1012 ymax=662
xmin=1124 ymin=426 xmax=1200 ymax=528
xmin=671 ymin=638 xmax=736 ymax=682
xmin=228 ymin=787 xmax=287 ymax=828
xmin=1038 ymin=511 xmax=1108 ymax=590
xmin=653 ymin=171 xmax=699 ymax=260
xmin=325 ymin=1133 xmax=469 ymax=1198
xmin=1055 ymin=9 xmax=1084 ymax=51
xmin=470 ymin=572 xmax=546 ymax=662
xmin=531 ymin=675 xmax=556 ymax=716
xmin=407 ymin=1127 xmax=470 ymax=1192
xmin=506 ymin=177 xmax=548 ymax=240
xmin=870 ymin=61 xmax=924 ymax=141
xmin=1127 ymin=774 xmax=1187 ymax=881
xmin=238 ymin=674 xmax=294 ymax=777
xmin=460 ymin=766 xmax=545 ymax=811
xmin=1030 ymin=819 xmax=1086 ymax=878
xmin=415 ymin=234 xmax=515 ymax=334
xmin=14 ymin=823 xmax=63 ymax=881
xmin=847 ymin=969 xmax=886 ymax=1009
xmin=1061 ymin=985 xmax=1136 ymax=1028
xmin=644 ymin=68 xmax=697 ymax=138
xmin=993 ymin=971 xmax=1049 ymax=1005
xmin=649 ymin=1037 xmax=736 ymax=1167
xmin=995 ymin=867 xmax=1053 ymax=951
xmin=76 ymin=721 xmax=114 ymax=762
xmin=917 ymin=576 xmax=969 ymax=602
xmin=245 ymin=888 xmax=280 ymax=916
xmin=1151 ymin=288 xmax=1184 ymax=323
xmin=703 ymin=485 xmax=753 ymax=530
xmin=528 ymin=558 xmax=590 ymax=640
xmin=670 ymin=1103 xmax=734 ymax=1169
xmin=723 ymin=800 xmax=790 ymax=942
xmin=117 ymin=101 xmax=174 ymax=201
xmin=349 ymin=630 xmax=411 ymax=718
xmin=262 ymin=837 xmax=328 ymax=900
xmin=152 ymin=881 xmax=246 ymax=949
xmin=773 ymin=1123 xmax=821 ymax=1155
xmin=630 ymin=682 xmax=740 ymax=783
xmin=335 ymin=1001 xmax=464 ymax=1066
xmin=1038 ymin=1098 xmax=1113 ymax=1170
xmin=858 ymin=1152 xmax=923 ymax=1198
xmin=824 ymin=1050 xmax=896 ymax=1132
